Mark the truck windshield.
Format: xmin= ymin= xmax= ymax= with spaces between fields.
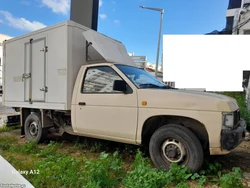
xmin=116 ymin=65 xmax=169 ymax=89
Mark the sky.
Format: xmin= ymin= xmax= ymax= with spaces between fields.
xmin=0 ymin=0 xmax=229 ymax=64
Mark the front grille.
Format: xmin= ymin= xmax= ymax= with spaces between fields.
xmin=233 ymin=109 xmax=240 ymax=128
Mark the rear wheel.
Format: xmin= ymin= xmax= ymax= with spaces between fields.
xmin=24 ymin=113 xmax=47 ymax=143
xmin=149 ymin=124 xmax=204 ymax=173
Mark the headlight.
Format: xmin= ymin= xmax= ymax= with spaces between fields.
xmin=223 ymin=112 xmax=234 ymax=128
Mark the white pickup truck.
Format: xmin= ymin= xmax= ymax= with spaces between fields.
xmin=3 ymin=21 xmax=246 ymax=172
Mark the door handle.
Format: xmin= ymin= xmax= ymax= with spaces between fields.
xmin=40 ymin=46 xmax=48 ymax=52
xmin=40 ymin=86 xmax=48 ymax=92
xmin=78 ymin=102 xmax=86 ymax=106
xmin=22 ymin=73 xmax=31 ymax=81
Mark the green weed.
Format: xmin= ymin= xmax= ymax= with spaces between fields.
xmin=168 ymin=163 xmax=192 ymax=184
xmin=0 ymin=136 xmax=245 ymax=188
xmin=0 ymin=125 xmax=20 ymax=133
xmin=203 ymin=161 xmax=222 ymax=175
xmin=175 ymin=182 xmax=190 ymax=188
xmin=31 ymin=151 xmax=125 ymax=188
xmin=73 ymin=138 xmax=110 ymax=153
xmin=31 ymin=154 xmax=83 ymax=188
xmin=22 ymin=141 xmax=39 ymax=154
xmin=123 ymin=150 xmax=172 ymax=188
xmin=212 ymin=167 xmax=243 ymax=188
xmin=84 ymin=151 xmax=125 ymax=188
xmin=191 ymin=173 xmax=207 ymax=187
xmin=10 ymin=141 xmax=39 ymax=154
xmin=39 ymin=141 xmax=60 ymax=157
xmin=90 ymin=141 xmax=105 ymax=152
xmin=5 ymin=153 xmax=39 ymax=181
xmin=0 ymin=136 xmax=18 ymax=150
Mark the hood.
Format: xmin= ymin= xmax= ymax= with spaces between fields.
xmin=137 ymin=89 xmax=239 ymax=112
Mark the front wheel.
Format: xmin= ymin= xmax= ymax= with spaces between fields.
xmin=24 ymin=113 xmax=47 ymax=143
xmin=149 ymin=124 xmax=204 ymax=173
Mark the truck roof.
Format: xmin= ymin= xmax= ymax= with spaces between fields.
xmin=3 ymin=20 xmax=122 ymax=45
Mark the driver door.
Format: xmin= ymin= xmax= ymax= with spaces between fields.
xmin=74 ymin=65 xmax=138 ymax=142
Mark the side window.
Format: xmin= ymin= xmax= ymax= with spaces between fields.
xmin=82 ymin=66 xmax=123 ymax=93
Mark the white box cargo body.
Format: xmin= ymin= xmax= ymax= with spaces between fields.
xmin=3 ymin=20 xmax=133 ymax=110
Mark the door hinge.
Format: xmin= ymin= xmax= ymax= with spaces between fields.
xmin=40 ymin=46 xmax=48 ymax=52
xmin=40 ymin=86 xmax=48 ymax=92
xmin=29 ymin=98 xmax=33 ymax=104
xmin=22 ymin=73 xmax=31 ymax=81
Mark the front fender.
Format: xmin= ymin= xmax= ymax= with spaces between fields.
xmin=136 ymin=108 xmax=222 ymax=149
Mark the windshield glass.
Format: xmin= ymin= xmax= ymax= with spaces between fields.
xmin=116 ymin=64 xmax=167 ymax=89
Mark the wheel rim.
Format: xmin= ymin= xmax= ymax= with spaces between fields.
xmin=29 ymin=121 xmax=38 ymax=138
xmin=161 ymin=138 xmax=186 ymax=163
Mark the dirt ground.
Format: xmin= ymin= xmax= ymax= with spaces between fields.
xmin=215 ymin=139 xmax=250 ymax=172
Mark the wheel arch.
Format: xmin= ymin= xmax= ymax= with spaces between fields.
xmin=141 ymin=115 xmax=209 ymax=150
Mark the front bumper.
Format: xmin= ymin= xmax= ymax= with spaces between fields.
xmin=221 ymin=119 xmax=246 ymax=150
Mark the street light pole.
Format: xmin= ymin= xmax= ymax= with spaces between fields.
xmin=139 ymin=6 xmax=164 ymax=78
xmin=156 ymin=11 xmax=163 ymax=78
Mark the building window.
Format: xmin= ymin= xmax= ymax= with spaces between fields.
xmin=165 ymin=82 xmax=175 ymax=88
xmin=244 ymin=30 xmax=250 ymax=35
xmin=82 ymin=66 xmax=123 ymax=93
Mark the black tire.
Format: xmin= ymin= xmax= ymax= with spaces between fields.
xmin=149 ymin=124 xmax=204 ymax=173
xmin=24 ymin=113 xmax=47 ymax=143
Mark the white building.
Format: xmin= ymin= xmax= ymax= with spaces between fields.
xmin=226 ymin=0 xmax=250 ymax=34
xmin=128 ymin=52 xmax=163 ymax=81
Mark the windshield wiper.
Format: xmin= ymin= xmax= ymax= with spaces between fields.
xmin=160 ymin=85 xmax=174 ymax=89
xmin=139 ymin=83 xmax=176 ymax=89
xmin=139 ymin=83 xmax=163 ymax=88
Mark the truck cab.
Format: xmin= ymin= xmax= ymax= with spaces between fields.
xmin=69 ymin=62 xmax=246 ymax=172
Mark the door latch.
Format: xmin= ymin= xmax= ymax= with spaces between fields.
xmin=40 ymin=46 xmax=48 ymax=52
xmin=40 ymin=86 xmax=48 ymax=92
xmin=22 ymin=73 xmax=31 ymax=81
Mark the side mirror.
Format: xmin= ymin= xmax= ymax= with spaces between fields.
xmin=113 ymin=80 xmax=127 ymax=93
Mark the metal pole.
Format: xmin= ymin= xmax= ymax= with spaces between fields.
xmin=155 ymin=11 xmax=163 ymax=78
